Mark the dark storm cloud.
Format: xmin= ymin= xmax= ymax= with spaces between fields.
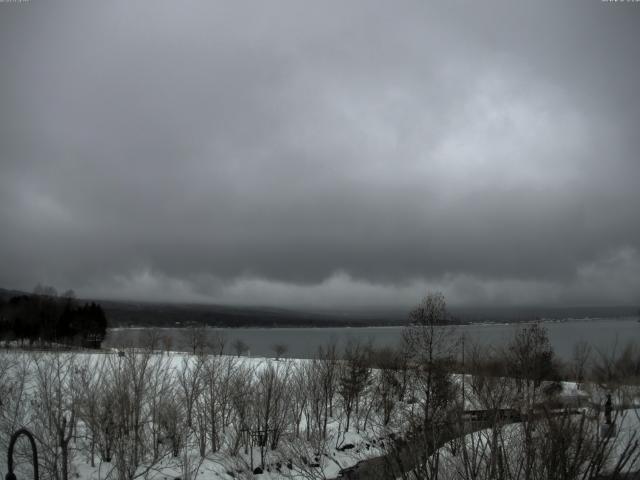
xmin=1 ymin=0 xmax=639 ymax=307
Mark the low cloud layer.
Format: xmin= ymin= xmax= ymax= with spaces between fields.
xmin=1 ymin=1 xmax=639 ymax=307
xmin=85 ymin=246 xmax=640 ymax=308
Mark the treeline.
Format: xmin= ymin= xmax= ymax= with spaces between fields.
xmin=102 ymin=302 xmax=409 ymax=328
xmin=0 ymin=285 xmax=107 ymax=348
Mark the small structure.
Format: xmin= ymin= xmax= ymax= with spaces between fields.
xmin=240 ymin=427 xmax=275 ymax=471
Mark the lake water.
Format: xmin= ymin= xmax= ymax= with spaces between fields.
xmin=104 ymin=318 xmax=640 ymax=360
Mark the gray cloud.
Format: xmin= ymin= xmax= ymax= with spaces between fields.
xmin=1 ymin=0 xmax=639 ymax=307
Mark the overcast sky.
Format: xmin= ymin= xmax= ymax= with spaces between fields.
xmin=1 ymin=0 xmax=639 ymax=308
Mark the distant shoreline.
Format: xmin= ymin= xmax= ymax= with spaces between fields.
xmin=108 ymin=316 xmax=639 ymax=330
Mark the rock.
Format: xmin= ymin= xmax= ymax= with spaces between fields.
xmin=337 ymin=443 xmax=355 ymax=451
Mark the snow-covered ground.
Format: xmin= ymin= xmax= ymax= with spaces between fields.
xmin=1 ymin=349 xmax=639 ymax=480
xmin=0 ymin=350 xmax=390 ymax=480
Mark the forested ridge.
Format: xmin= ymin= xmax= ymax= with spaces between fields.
xmin=0 ymin=286 xmax=107 ymax=348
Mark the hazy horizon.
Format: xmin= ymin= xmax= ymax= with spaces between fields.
xmin=2 ymin=286 xmax=638 ymax=321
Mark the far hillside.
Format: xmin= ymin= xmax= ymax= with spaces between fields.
xmin=1 ymin=288 xmax=637 ymax=328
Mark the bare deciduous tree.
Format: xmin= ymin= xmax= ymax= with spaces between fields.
xmin=178 ymin=355 xmax=205 ymax=430
xmin=185 ymin=324 xmax=208 ymax=355
xmin=272 ymin=343 xmax=288 ymax=361
xmin=32 ymin=353 xmax=79 ymax=480
xmin=338 ymin=341 xmax=371 ymax=433
xmin=233 ymin=339 xmax=249 ymax=357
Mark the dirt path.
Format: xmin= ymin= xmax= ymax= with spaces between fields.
xmin=332 ymin=419 xmax=493 ymax=479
